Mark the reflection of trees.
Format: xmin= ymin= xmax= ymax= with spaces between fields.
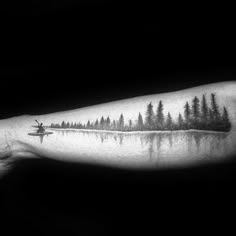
xmin=155 ymin=134 xmax=164 ymax=162
xmin=165 ymin=133 xmax=173 ymax=148
xmin=100 ymin=135 xmax=104 ymax=143
xmin=118 ymin=134 xmax=124 ymax=145
xmin=92 ymin=132 xmax=125 ymax=145
xmin=141 ymin=133 xmax=176 ymax=162
xmin=99 ymin=133 xmax=108 ymax=143
xmin=185 ymin=131 xmax=229 ymax=157
xmin=208 ymin=132 xmax=228 ymax=155
xmin=140 ymin=135 xmax=145 ymax=147
xmin=184 ymin=132 xmax=193 ymax=155
xmin=143 ymin=134 xmax=155 ymax=161
xmin=190 ymin=132 xmax=205 ymax=152
xmin=156 ymin=134 xmax=163 ymax=151
xmin=148 ymin=142 xmax=154 ymax=161
xmin=222 ymin=134 xmax=230 ymax=154
xmin=54 ymin=130 xmax=230 ymax=162
xmin=95 ymin=132 xmax=100 ymax=141
xmin=40 ymin=135 xmax=44 ymax=144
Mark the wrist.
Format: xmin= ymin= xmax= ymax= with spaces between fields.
xmin=0 ymin=118 xmax=16 ymax=162
xmin=0 ymin=115 xmax=32 ymax=160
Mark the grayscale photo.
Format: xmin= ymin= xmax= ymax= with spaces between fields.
xmin=0 ymin=1 xmax=235 ymax=236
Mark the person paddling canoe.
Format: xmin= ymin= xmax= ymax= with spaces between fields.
xmin=35 ymin=120 xmax=45 ymax=133
xmin=27 ymin=121 xmax=53 ymax=140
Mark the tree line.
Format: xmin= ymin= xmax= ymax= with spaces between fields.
xmin=50 ymin=93 xmax=231 ymax=132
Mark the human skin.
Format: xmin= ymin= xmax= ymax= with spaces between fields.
xmin=0 ymin=81 xmax=236 ymax=172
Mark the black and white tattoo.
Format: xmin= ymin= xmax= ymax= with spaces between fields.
xmin=49 ymin=93 xmax=231 ymax=132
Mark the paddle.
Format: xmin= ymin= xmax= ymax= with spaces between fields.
xmin=35 ymin=120 xmax=40 ymax=127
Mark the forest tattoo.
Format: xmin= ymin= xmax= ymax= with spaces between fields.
xmin=20 ymin=90 xmax=235 ymax=167
xmin=50 ymin=93 xmax=231 ymax=132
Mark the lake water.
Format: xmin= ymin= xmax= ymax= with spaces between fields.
xmin=37 ymin=129 xmax=236 ymax=168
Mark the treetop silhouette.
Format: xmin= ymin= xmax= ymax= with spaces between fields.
xmin=50 ymin=93 xmax=231 ymax=132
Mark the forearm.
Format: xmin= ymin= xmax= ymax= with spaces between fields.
xmin=1 ymin=81 xmax=236 ymax=170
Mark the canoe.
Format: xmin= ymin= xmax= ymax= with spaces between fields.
xmin=28 ymin=132 xmax=53 ymax=136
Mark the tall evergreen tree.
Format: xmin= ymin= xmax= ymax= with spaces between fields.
xmin=191 ymin=96 xmax=200 ymax=126
xmin=145 ymin=102 xmax=155 ymax=129
xmin=106 ymin=116 xmax=111 ymax=129
xmin=137 ymin=112 xmax=144 ymax=130
xmin=78 ymin=122 xmax=83 ymax=129
xmin=112 ymin=120 xmax=116 ymax=130
xmin=86 ymin=120 xmax=91 ymax=129
xmin=222 ymin=107 xmax=230 ymax=123
xmin=221 ymin=106 xmax=231 ymax=131
xmin=184 ymin=102 xmax=191 ymax=129
xmin=201 ymin=94 xmax=209 ymax=123
xmin=208 ymin=108 xmax=214 ymax=121
xmin=128 ymin=120 xmax=132 ymax=130
xmin=94 ymin=119 xmax=99 ymax=129
xmin=61 ymin=120 xmax=66 ymax=128
xmin=210 ymin=93 xmax=220 ymax=121
xmin=100 ymin=116 xmax=105 ymax=129
xmin=156 ymin=100 xmax=165 ymax=129
xmin=177 ymin=113 xmax=184 ymax=130
xmin=166 ymin=112 xmax=173 ymax=130
xmin=118 ymin=113 xmax=124 ymax=131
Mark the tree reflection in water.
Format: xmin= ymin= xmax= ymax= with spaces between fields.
xmin=52 ymin=129 xmax=233 ymax=166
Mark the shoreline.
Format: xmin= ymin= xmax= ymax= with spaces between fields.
xmin=47 ymin=128 xmax=229 ymax=134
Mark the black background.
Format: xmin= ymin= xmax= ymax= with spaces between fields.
xmin=0 ymin=1 xmax=236 ymax=235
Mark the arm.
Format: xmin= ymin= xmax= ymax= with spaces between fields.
xmin=1 ymin=81 xmax=236 ymax=172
